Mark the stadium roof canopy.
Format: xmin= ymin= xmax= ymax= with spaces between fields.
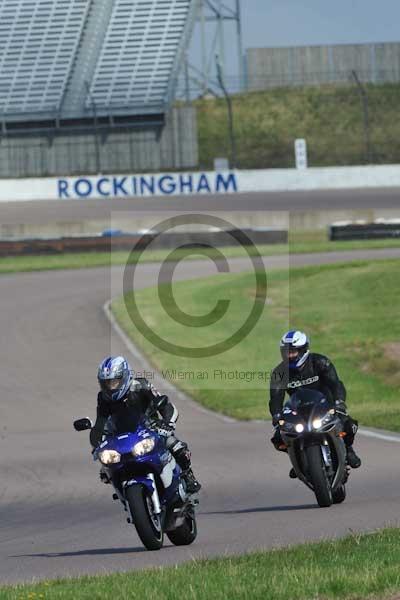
xmin=0 ymin=0 xmax=197 ymax=128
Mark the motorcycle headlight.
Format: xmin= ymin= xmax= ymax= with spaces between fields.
xmin=312 ymin=418 xmax=322 ymax=430
xmin=295 ymin=423 xmax=304 ymax=433
xmin=313 ymin=410 xmax=335 ymax=430
xmin=99 ymin=449 xmax=121 ymax=465
xmin=132 ymin=438 xmax=155 ymax=457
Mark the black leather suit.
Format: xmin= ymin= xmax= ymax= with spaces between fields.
xmin=90 ymin=378 xmax=192 ymax=471
xmin=269 ymin=353 xmax=358 ymax=447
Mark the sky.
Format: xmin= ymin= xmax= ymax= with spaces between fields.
xmin=241 ymin=0 xmax=400 ymax=49
xmin=187 ymin=0 xmax=400 ymax=88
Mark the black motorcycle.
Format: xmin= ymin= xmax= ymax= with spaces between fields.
xmin=279 ymin=388 xmax=349 ymax=507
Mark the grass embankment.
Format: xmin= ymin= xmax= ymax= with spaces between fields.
xmin=289 ymin=230 xmax=400 ymax=254
xmin=0 ymin=245 xmax=282 ymax=274
xmin=3 ymin=528 xmax=400 ymax=599
xmin=196 ymin=82 xmax=400 ymax=168
xmin=1 ymin=234 xmax=400 ymax=274
xmin=112 ymin=259 xmax=400 ymax=429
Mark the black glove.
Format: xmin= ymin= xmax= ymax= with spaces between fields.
xmin=148 ymin=418 xmax=175 ymax=437
xmin=157 ymin=424 xmax=175 ymax=437
xmin=335 ymin=400 xmax=347 ymax=415
xmin=272 ymin=413 xmax=281 ymax=427
xmin=148 ymin=419 xmax=164 ymax=430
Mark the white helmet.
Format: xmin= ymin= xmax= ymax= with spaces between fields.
xmin=280 ymin=330 xmax=310 ymax=369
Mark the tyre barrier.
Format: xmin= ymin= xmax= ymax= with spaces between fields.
xmin=0 ymin=229 xmax=288 ymax=257
xmin=329 ymin=222 xmax=400 ymax=241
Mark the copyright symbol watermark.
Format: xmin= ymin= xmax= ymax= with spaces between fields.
xmin=122 ymin=214 xmax=267 ymax=358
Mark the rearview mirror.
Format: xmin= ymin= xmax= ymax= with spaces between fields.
xmin=73 ymin=417 xmax=93 ymax=431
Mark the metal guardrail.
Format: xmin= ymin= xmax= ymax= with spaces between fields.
xmin=329 ymin=222 xmax=400 ymax=241
xmin=0 ymin=229 xmax=288 ymax=257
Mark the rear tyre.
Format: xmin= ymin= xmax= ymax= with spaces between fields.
xmin=125 ymin=485 xmax=164 ymax=550
xmin=332 ymin=484 xmax=346 ymax=504
xmin=167 ymin=509 xmax=197 ymax=546
xmin=305 ymin=445 xmax=333 ymax=508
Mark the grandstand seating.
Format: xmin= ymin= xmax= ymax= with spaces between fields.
xmin=0 ymin=0 xmax=195 ymax=125
xmin=0 ymin=0 xmax=89 ymax=117
xmin=88 ymin=0 xmax=191 ymax=113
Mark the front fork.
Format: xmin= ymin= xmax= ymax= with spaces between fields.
xmin=122 ymin=473 xmax=162 ymax=516
xmin=147 ymin=473 xmax=162 ymax=515
xmin=321 ymin=442 xmax=333 ymax=476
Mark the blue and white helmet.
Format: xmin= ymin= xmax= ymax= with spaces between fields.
xmin=280 ymin=330 xmax=310 ymax=370
xmin=97 ymin=356 xmax=133 ymax=402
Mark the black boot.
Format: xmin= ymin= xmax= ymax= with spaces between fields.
xmin=183 ymin=468 xmax=202 ymax=493
xmin=99 ymin=470 xmax=111 ymax=484
xmin=289 ymin=467 xmax=297 ymax=479
xmin=346 ymin=446 xmax=361 ymax=468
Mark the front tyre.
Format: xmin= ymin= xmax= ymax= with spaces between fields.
xmin=125 ymin=485 xmax=163 ymax=550
xmin=305 ymin=445 xmax=333 ymax=508
xmin=167 ymin=509 xmax=197 ymax=546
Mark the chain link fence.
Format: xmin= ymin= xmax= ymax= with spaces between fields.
xmin=1 ymin=72 xmax=400 ymax=176
xmin=191 ymin=70 xmax=400 ymax=170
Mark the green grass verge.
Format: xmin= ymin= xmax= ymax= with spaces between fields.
xmin=196 ymin=82 xmax=400 ymax=168
xmin=1 ymin=236 xmax=400 ymax=274
xmin=112 ymin=259 xmax=400 ymax=428
xmin=3 ymin=528 xmax=400 ymax=599
xmin=0 ymin=245 xmax=284 ymax=274
xmin=290 ymin=234 xmax=400 ymax=255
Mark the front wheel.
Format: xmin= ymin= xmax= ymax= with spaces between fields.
xmin=125 ymin=485 xmax=164 ymax=550
xmin=167 ymin=509 xmax=197 ymax=546
xmin=305 ymin=445 xmax=333 ymax=508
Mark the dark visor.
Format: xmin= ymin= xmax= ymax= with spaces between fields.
xmin=101 ymin=378 xmax=123 ymax=392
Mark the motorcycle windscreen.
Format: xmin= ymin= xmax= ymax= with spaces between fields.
xmin=109 ymin=403 xmax=145 ymax=436
xmin=284 ymin=388 xmax=333 ymax=418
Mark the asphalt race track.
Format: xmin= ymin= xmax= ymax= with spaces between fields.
xmin=1 ymin=187 xmax=400 ymax=224
xmin=1 ymin=249 xmax=400 ymax=584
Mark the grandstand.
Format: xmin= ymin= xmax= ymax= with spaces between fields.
xmin=0 ymin=0 xmax=199 ymax=176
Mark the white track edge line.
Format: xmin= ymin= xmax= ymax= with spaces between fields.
xmin=358 ymin=429 xmax=400 ymax=443
xmin=103 ymin=300 xmax=236 ymax=424
xmin=104 ymin=300 xmax=400 ymax=442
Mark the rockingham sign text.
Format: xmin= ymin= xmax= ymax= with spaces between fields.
xmin=57 ymin=172 xmax=238 ymax=199
xmin=2 ymin=166 xmax=400 ymax=202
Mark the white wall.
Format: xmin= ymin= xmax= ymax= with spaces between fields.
xmin=1 ymin=165 xmax=400 ymax=202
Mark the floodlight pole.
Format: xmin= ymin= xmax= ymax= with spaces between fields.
xmin=200 ymin=1 xmax=208 ymax=94
xmin=235 ymin=0 xmax=244 ymax=91
xmin=216 ymin=55 xmax=237 ymax=168
xmin=217 ymin=0 xmax=225 ymax=77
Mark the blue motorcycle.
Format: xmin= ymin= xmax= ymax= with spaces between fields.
xmin=73 ymin=416 xmax=198 ymax=551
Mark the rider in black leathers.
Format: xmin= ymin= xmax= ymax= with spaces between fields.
xmin=91 ymin=356 xmax=201 ymax=493
xmin=269 ymin=330 xmax=361 ymax=474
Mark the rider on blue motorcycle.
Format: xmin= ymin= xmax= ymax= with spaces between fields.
xmin=90 ymin=356 xmax=201 ymax=493
xmin=269 ymin=330 xmax=361 ymax=475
